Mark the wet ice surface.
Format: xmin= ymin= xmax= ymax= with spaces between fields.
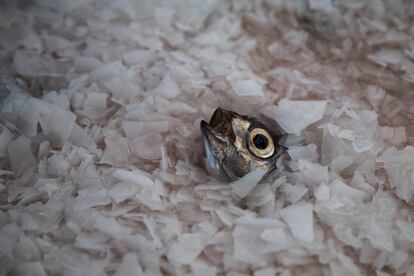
xmin=1 ymin=0 xmax=414 ymax=275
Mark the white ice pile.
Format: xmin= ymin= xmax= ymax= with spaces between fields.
xmin=262 ymin=99 xmax=327 ymax=136
xmin=1 ymin=0 xmax=414 ymax=275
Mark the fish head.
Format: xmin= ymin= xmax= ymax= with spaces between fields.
xmin=200 ymin=107 xmax=281 ymax=181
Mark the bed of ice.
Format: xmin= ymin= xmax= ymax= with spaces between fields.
xmin=1 ymin=0 xmax=414 ymax=275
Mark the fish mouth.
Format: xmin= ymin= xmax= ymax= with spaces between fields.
xmin=208 ymin=107 xmax=231 ymax=128
xmin=200 ymin=108 xmax=234 ymax=138
xmin=200 ymin=108 xmax=235 ymax=158
xmin=200 ymin=108 xmax=234 ymax=180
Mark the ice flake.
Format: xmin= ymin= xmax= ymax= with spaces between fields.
xmin=122 ymin=49 xmax=154 ymax=66
xmin=143 ymin=216 xmax=163 ymax=249
xmin=130 ymin=133 xmax=163 ymax=159
xmin=18 ymin=33 xmax=43 ymax=51
xmin=298 ymin=159 xmax=329 ymax=189
xmin=81 ymin=92 xmax=108 ymax=120
xmin=122 ymin=234 xmax=157 ymax=252
xmin=7 ymin=136 xmax=36 ymax=172
xmin=15 ymin=236 xmax=41 ymax=261
xmin=350 ymin=172 xmax=376 ymax=195
xmin=153 ymin=72 xmax=181 ymax=99
xmin=0 ymin=235 xmax=12 ymax=258
xmin=314 ymin=183 xmax=330 ymax=202
xmin=287 ymin=144 xmax=318 ymax=161
xmin=260 ymin=228 xmax=290 ymax=249
xmin=16 ymin=262 xmax=47 ymax=276
xmin=322 ymin=123 xmax=355 ymax=141
xmin=73 ymin=189 xmax=111 ymax=211
xmin=244 ymin=183 xmax=275 ymax=208
xmin=167 ymin=232 xmax=207 ymax=264
xmin=47 ymin=154 xmax=70 ymax=177
xmin=396 ymin=220 xmax=414 ymax=242
xmin=122 ymin=120 xmax=169 ymax=138
xmin=18 ymin=212 xmax=39 ymax=231
xmin=262 ymin=100 xmax=327 ymax=136
xmin=365 ymin=85 xmax=385 ymax=108
xmin=215 ymin=208 xmax=236 ymax=226
xmin=281 ymin=183 xmax=308 ymax=203
xmin=234 ymin=216 xmax=285 ymax=228
xmin=337 ymin=252 xmax=361 ymax=275
xmin=254 ymin=267 xmax=281 ymax=276
xmin=367 ymin=49 xmax=404 ymax=67
xmin=231 ymin=168 xmax=267 ymax=198
xmin=115 ymin=253 xmax=144 ymax=276
xmin=330 ymin=178 xmax=369 ymax=206
xmin=39 ymin=106 xmax=76 ymax=148
xmin=16 ymin=97 xmax=44 ymax=137
xmin=43 ymin=34 xmax=71 ymax=52
xmin=280 ymin=202 xmax=314 ymax=243
xmin=109 ymin=182 xmax=140 ymax=203
xmin=13 ymin=51 xmax=62 ymax=77
xmin=191 ymin=260 xmax=217 ymax=276
xmin=383 ymin=146 xmax=414 ymax=202
xmin=308 ymin=0 xmax=334 ymax=12
xmin=68 ymin=123 xmax=96 ymax=148
xmin=352 ymin=138 xmax=374 ymax=153
xmin=113 ymin=168 xmax=154 ymax=188
xmin=0 ymin=128 xmax=13 ymax=158
xmin=364 ymin=217 xmax=394 ymax=252
xmin=231 ymin=79 xmax=264 ymax=96
xmin=332 ymin=224 xmax=363 ymax=248
xmin=74 ymin=56 xmax=103 ymax=73
xmin=74 ymin=232 xmax=109 ymax=252
xmin=89 ymin=60 xmax=124 ymax=81
xmin=101 ymin=136 xmax=129 ymax=166
xmin=380 ymin=126 xmax=407 ymax=145
xmin=232 ymin=225 xmax=272 ymax=265
xmin=388 ymin=250 xmax=408 ymax=270
xmin=94 ymin=216 xmax=131 ymax=238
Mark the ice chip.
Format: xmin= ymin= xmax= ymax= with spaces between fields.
xmin=231 ymin=79 xmax=264 ymax=96
xmin=281 ymin=183 xmax=308 ymax=203
xmin=8 ymin=136 xmax=36 ymax=173
xmin=315 ymin=183 xmax=330 ymax=202
xmin=364 ymin=217 xmax=394 ymax=252
xmin=122 ymin=120 xmax=169 ymax=139
xmin=191 ymin=260 xmax=217 ymax=276
xmin=167 ymin=233 xmax=206 ymax=264
xmin=89 ymin=60 xmax=124 ymax=81
xmin=38 ymin=106 xmax=76 ymax=148
xmin=330 ymin=178 xmax=369 ymax=205
xmin=0 ymin=128 xmax=13 ymax=158
xmin=115 ymin=253 xmax=144 ymax=276
xmin=73 ymin=189 xmax=111 ymax=211
xmin=130 ymin=133 xmax=163 ymax=160
xmin=16 ymin=262 xmax=47 ymax=276
xmin=153 ymin=72 xmax=181 ymax=99
xmin=109 ymin=182 xmax=140 ymax=203
xmin=280 ymin=202 xmax=314 ymax=243
xmin=287 ymin=144 xmax=318 ymax=161
xmin=231 ymin=168 xmax=267 ymax=198
xmin=383 ymin=146 xmax=414 ymax=202
xmin=262 ymin=100 xmax=327 ymax=135
xmin=113 ymin=168 xmax=154 ymax=188
xmin=298 ymin=159 xmax=329 ymax=189
xmin=396 ymin=220 xmax=414 ymax=242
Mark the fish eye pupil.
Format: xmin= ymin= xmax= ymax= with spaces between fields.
xmin=253 ymin=134 xmax=268 ymax=150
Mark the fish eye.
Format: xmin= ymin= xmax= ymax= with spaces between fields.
xmin=248 ymin=128 xmax=275 ymax=158
xmin=253 ymin=134 xmax=268 ymax=149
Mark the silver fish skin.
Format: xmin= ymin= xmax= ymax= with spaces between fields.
xmin=200 ymin=107 xmax=283 ymax=181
